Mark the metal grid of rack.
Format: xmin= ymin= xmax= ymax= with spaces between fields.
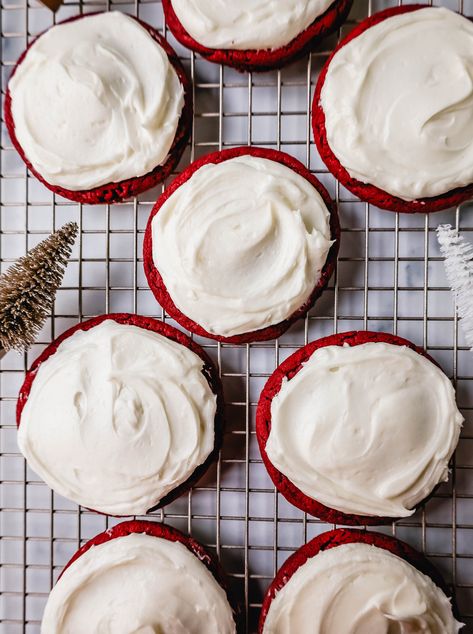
xmin=1 ymin=0 xmax=473 ymax=631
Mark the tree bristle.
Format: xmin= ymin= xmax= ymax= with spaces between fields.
xmin=437 ymin=224 xmax=473 ymax=349
xmin=0 ymin=222 xmax=78 ymax=352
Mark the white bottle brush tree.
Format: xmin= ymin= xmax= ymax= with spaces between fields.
xmin=437 ymin=224 xmax=473 ymax=349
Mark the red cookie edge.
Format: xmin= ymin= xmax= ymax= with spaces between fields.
xmin=162 ymin=0 xmax=353 ymax=72
xmin=312 ymin=4 xmax=473 ymax=213
xmin=143 ymin=145 xmax=340 ymax=344
xmin=57 ymin=519 xmax=240 ymax=630
xmin=4 ymin=12 xmax=193 ymax=204
xmin=258 ymin=527 xmax=457 ymax=632
xmin=256 ymin=330 xmax=445 ymax=525
xmin=16 ymin=313 xmax=225 ymax=515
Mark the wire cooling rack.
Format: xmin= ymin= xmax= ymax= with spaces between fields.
xmin=1 ymin=0 xmax=473 ymax=631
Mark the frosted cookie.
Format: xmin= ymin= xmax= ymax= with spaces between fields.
xmin=42 ymin=520 xmax=237 ymax=633
xmin=257 ymin=330 xmax=463 ymax=524
xmin=144 ymin=146 xmax=339 ymax=343
xmin=162 ymin=0 xmax=353 ymax=71
xmin=259 ymin=528 xmax=462 ymax=633
xmin=313 ymin=6 xmax=473 ymax=212
xmin=17 ymin=314 xmax=223 ymax=515
xmin=5 ymin=12 xmax=191 ymax=203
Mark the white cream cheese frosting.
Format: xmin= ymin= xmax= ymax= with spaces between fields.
xmin=263 ymin=542 xmax=462 ymax=633
xmin=265 ymin=342 xmax=463 ymax=517
xmin=169 ymin=0 xmax=333 ymax=50
xmin=151 ymin=155 xmax=333 ymax=337
xmin=41 ymin=532 xmax=236 ymax=634
xmin=8 ymin=12 xmax=184 ymax=191
xmin=319 ymin=7 xmax=473 ymax=201
xmin=18 ymin=320 xmax=216 ymax=515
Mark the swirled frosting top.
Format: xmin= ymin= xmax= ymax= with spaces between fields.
xmin=41 ymin=533 xmax=236 ymax=633
xmin=266 ymin=342 xmax=463 ymax=517
xmin=320 ymin=7 xmax=473 ymax=200
xmin=151 ymin=155 xmax=333 ymax=337
xmin=263 ymin=542 xmax=462 ymax=633
xmin=18 ymin=320 xmax=216 ymax=515
xmin=169 ymin=0 xmax=333 ymax=50
xmin=9 ymin=12 xmax=184 ymax=190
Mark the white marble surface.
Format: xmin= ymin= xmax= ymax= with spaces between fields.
xmin=1 ymin=0 xmax=473 ymax=632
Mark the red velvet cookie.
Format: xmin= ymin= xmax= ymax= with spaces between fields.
xmin=162 ymin=0 xmax=353 ymax=72
xmin=143 ymin=146 xmax=340 ymax=344
xmin=61 ymin=520 xmax=228 ymax=583
xmin=4 ymin=13 xmax=192 ymax=204
xmin=256 ymin=330 xmax=446 ymax=525
xmin=16 ymin=313 xmax=224 ymax=514
xmin=54 ymin=519 xmax=239 ymax=631
xmin=312 ymin=4 xmax=473 ymax=213
xmin=258 ymin=528 xmax=457 ymax=632
xmin=61 ymin=519 xmax=235 ymax=606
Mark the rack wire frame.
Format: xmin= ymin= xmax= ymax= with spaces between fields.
xmin=1 ymin=0 xmax=473 ymax=631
